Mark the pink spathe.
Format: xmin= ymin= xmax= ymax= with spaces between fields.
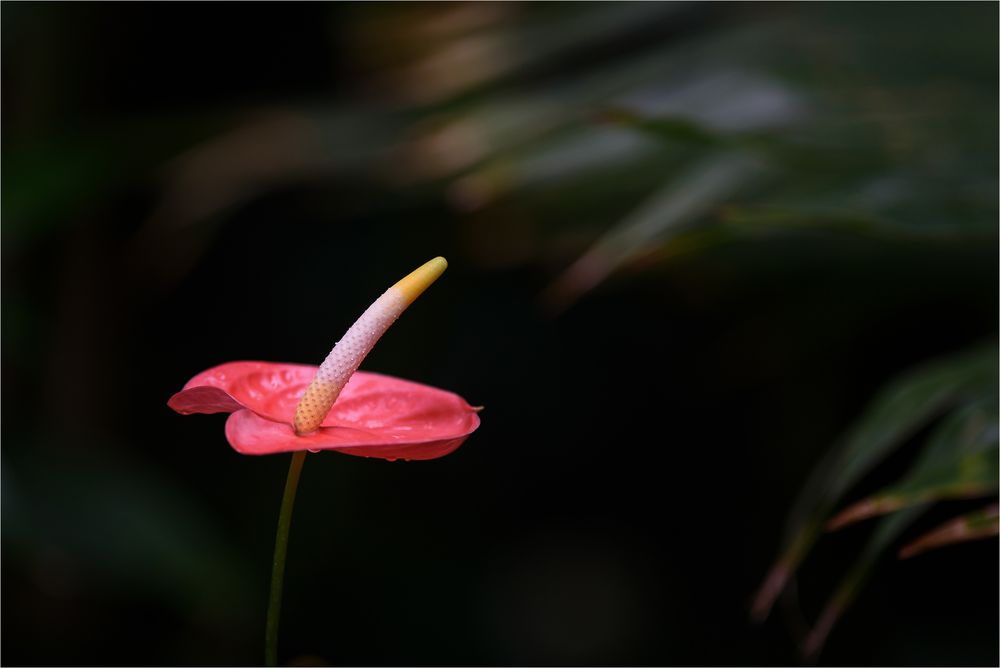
xmin=168 ymin=361 xmax=480 ymax=459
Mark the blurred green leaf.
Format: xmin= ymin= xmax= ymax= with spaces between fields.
xmin=803 ymin=506 xmax=926 ymax=660
xmin=793 ymin=402 xmax=998 ymax=655
xmin=899 ymin=503 xmax=999 ymax=559
xmin=541 ymin=150 xmax=768 ymax=311
xmin=828 ymin=402 xmax=999 ymax=530
xmin=828 ymin=450 xmax=997 ymax=530
xmin=597 ymin=109 xmax=726 ymax=148
xmin=752 ymin=343 xmax=998 ymax=621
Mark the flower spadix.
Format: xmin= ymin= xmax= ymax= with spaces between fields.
xmin=294 ymin=256 xmax=447 ymax=434
xmin=168 ymin=257 xmax=479 ymax=460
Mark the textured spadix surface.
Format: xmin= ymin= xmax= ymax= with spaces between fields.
xmin=168 ymin=361 xmax=480 ymax=458
xmin=293 ymin=256 xmax=448 ymax=434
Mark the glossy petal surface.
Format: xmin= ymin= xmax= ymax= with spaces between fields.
xmin=168 ymin=361 xmax=480 ymax=458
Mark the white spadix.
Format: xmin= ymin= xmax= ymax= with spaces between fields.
xmin=293 ymin=257 xmax=448 ymax=435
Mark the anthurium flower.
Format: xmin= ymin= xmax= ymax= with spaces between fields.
xmin=168 ymin=257 xmax=480 ymax=460
xmin=169 ymin=256 xmax=480 ymax=666
xmin=169 ymin=363 xmax=480 ymax=460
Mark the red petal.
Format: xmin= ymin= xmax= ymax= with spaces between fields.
xmin=167 ymin=385 xmax=245 ymax=414
xmin=225 ymin=409 xmax=477 ymax=459
xmin=169 ymin=361 xmax=481 ymax=459
xmin=167 ymin=361 xmax=314 ymax=422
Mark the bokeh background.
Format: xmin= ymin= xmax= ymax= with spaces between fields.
xmin=2 ymin=2 xmax=998 ymax=666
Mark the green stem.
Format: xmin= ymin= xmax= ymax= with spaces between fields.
xmin=265 ymin=451 xmax=307 ymax=667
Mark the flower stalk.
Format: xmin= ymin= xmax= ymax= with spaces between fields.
xmin=265 ymin=450 xmax=307 ymax=667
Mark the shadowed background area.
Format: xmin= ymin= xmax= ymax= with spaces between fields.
xmin=2 ymin=3 xmax=998 ymax=666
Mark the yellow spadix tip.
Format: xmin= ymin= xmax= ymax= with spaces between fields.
xmin=392 ymin=256 xmax=448 ymax=304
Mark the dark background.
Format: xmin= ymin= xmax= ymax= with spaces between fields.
xmin=2 ymin=2 xmax=997 ymax=666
